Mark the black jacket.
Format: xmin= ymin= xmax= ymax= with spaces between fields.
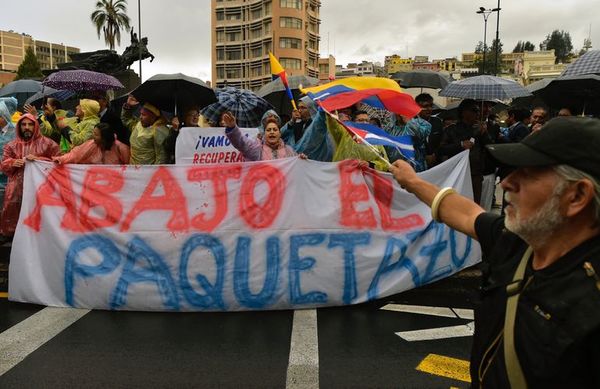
xmin=472 ymin=213 xmax=600 ymax=388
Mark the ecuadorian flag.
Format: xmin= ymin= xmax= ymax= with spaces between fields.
xmin=269 ymin=52 xmax=297 ymax=110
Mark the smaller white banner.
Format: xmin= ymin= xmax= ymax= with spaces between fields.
xmin=175 ymin=127 xmax=259 ymax=165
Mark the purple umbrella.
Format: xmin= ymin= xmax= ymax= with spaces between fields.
xmin=42 ymin=70 xmax=124 ymax=92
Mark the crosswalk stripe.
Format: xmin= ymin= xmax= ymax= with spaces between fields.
xmin=286 ymin=309 xmax=319 ymax=389
xmin=396 ymin=321 xmax=474 ymax=341
xmin=416 ymin=353 xmax=471 ymax=383
xmin=0 ymin=307 xmax=90 ymax=376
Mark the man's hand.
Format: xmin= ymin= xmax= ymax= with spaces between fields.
xmin=24 ymin=104 xmax=38 ymax=117
xmin=221 ymin=112 xmax=236 ymax=128
xmin=25 ymin=154 xmax=39 ymax=161
xmin=11 ymin=159 xmax=25 ymax=168
xmin=389 ymin=159 xmax=418 ymax=189
xmin=56 ymin=118 xmax=66 ymax=130
xmin=298 ymin=153 xmax=308 ymax=160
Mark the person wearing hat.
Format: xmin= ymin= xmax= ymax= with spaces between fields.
xmin=389 ymin=117 xmax=600 ymax=387
xmin=0 ymin=97 xmax=18 ymax=213
xmin=121 ymin=95 xmax=168 ymax=165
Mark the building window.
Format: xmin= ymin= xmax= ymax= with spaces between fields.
xmin=280 ymin=58 xmax=301 ymax=69
xmin=264 ymin=1 xmax=272 ymax=15
xmin=252 ymin=9 xmax=262 ymax=19
xmin=251 ymin=47 xmax=263 ymax=57
xmin=280 ymin=0 xmax=302 ymax=9
xmin=264 ymin=21 xmax=272 ymax=34
xmin=280 ymin=17 xmax=302 ymax=29
xmin=216 ymin=11 xmax=224 ymax=20
xmin=280 ymin=37 xmax=302 ymax=49
xmin=226 ymin=13 xmax=241 ymax=20
xmin=216 ymin=31 xmax=225 ymax=42
xmin=250 ymin=28 xmax=263 ymax=39
xmin=227 ymin=32 xmax=241 ymax=42
xmin=226 ymin=50 xmax=241 ymax=61
xmin=216 ymin=49 xmax=225 ymax=61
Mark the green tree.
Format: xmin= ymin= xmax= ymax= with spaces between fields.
xmin=474 ymin=38 xmax=503 ymax=75
xmin=513 ymin=41 xmax=535 ymax=53
xmin=15 ymin=47 xmax=43 ymax=80
xmin=541 ymin=30 xmax=573 ymax=63
xmin=91 ymin=0 xmax=131 ymax=51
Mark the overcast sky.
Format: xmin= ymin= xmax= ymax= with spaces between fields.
xmin=3 ymin=0 xmax=599 ymax=82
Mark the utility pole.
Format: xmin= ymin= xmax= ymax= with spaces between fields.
xmin=138 ymin=0 xmax=142 ymax=82
xmin=494 ymin=0 xmax=501 ymax=76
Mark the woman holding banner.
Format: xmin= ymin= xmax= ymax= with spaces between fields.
xmin=222 ymin=112 xmax=305 ymax=161
xmin=52 ymin=123 xmax=129 ymax=165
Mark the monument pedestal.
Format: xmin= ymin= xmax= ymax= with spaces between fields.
xmin=113 ymin=69 xmax=141 ymax=93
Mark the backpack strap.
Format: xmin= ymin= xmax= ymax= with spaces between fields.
xmin=504 ymin=246 xmax=532 ymax=389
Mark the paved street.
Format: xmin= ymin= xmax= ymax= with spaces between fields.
xmin=1 ymin=243 xmax=480 ymax=389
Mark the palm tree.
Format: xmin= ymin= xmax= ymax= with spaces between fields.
xmin=91 ymin=0 xmax=131 ymax=51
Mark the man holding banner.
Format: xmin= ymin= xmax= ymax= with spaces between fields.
xmin=389 ymin=117 xmax=600 ymax=388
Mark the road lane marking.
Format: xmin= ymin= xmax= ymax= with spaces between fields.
xmin=416 ymin=353 xmax=471 ymax=383
xmin=0 ymin=292 xmax=7 ymax=298
xmin=396 ymin=321 xmax=474 ymax=341
xmin=381 ymin=304 xmax=473 ymax=319
xmin=286 ymin=309 xmax=319 ymax=389
xmin=0 ymin=307 xmax=90 ymax=376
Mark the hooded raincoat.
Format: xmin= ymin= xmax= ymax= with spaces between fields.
xmin=257 ymin=110 xmax=281 ymax=134
xmin=122 ymin=106 xmax=169 ymax=165
xmin=66 ymin=99 xmax=101 ymax=147
xmin=1 ymin=113 xmax=60 ymax=236
xmin=0 ymin=98 xmax=18 ymax=188
xmin=54 ymin=138 xmax=130 ymax=165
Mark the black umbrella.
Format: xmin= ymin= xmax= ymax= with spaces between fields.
xmin=131 ymin=73 xmax=217 ymax=113
xmin=257 ymin=75 xmax=318 ymax=115
xmin=391 ymin=70 xmax=452 ymax=89
xmin=536 ymin=74 xmax=600 ymax=114
xmin=0 ymin=79 xmax=44 ymax=107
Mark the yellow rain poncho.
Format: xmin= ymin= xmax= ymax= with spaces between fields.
xmin=122 ymin=106 xmax=169 ymax=165
xmin=68 ymin=99 xmax=101 ymax=147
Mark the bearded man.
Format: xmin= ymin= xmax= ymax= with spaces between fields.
xmin=0 ymin=114 xmax=60 ymax=238
xmin=389 ymin=117 xmax=600 ymax=387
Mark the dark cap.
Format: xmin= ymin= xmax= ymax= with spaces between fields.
xmin=486 ymin=117 xmax=600 ymax=180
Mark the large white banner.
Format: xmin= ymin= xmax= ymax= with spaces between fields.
xmin=175 ymin=126 xmax=259 ymax=164
xmin=9 ymin=151 xmax=479 ymax=311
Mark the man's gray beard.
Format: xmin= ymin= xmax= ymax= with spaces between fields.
xmin=504 ymin=182 xmax=567 ymax=246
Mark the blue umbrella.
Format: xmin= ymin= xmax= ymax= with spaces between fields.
xmin=201 ymin=87 xmax=273 ymax=128
xmin=561 ymin=50 xmax=600 ymax=77
xmin=439 ymin=75 xmax=531 ymax=100
xmin=24 ymin=87 xmax=76 ymax=107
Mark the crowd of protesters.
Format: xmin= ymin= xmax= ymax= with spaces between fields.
xmin=0 ymin=90 xmax=588 ymax=243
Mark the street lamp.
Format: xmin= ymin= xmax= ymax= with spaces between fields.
xmin=476 ymin=6 xmax=500 ymax=75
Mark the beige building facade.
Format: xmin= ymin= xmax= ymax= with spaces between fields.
xmin=211 ymin=0 xmax=321 ymax=91
xmin=0 ymin=30 xmax=79 ymax=72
